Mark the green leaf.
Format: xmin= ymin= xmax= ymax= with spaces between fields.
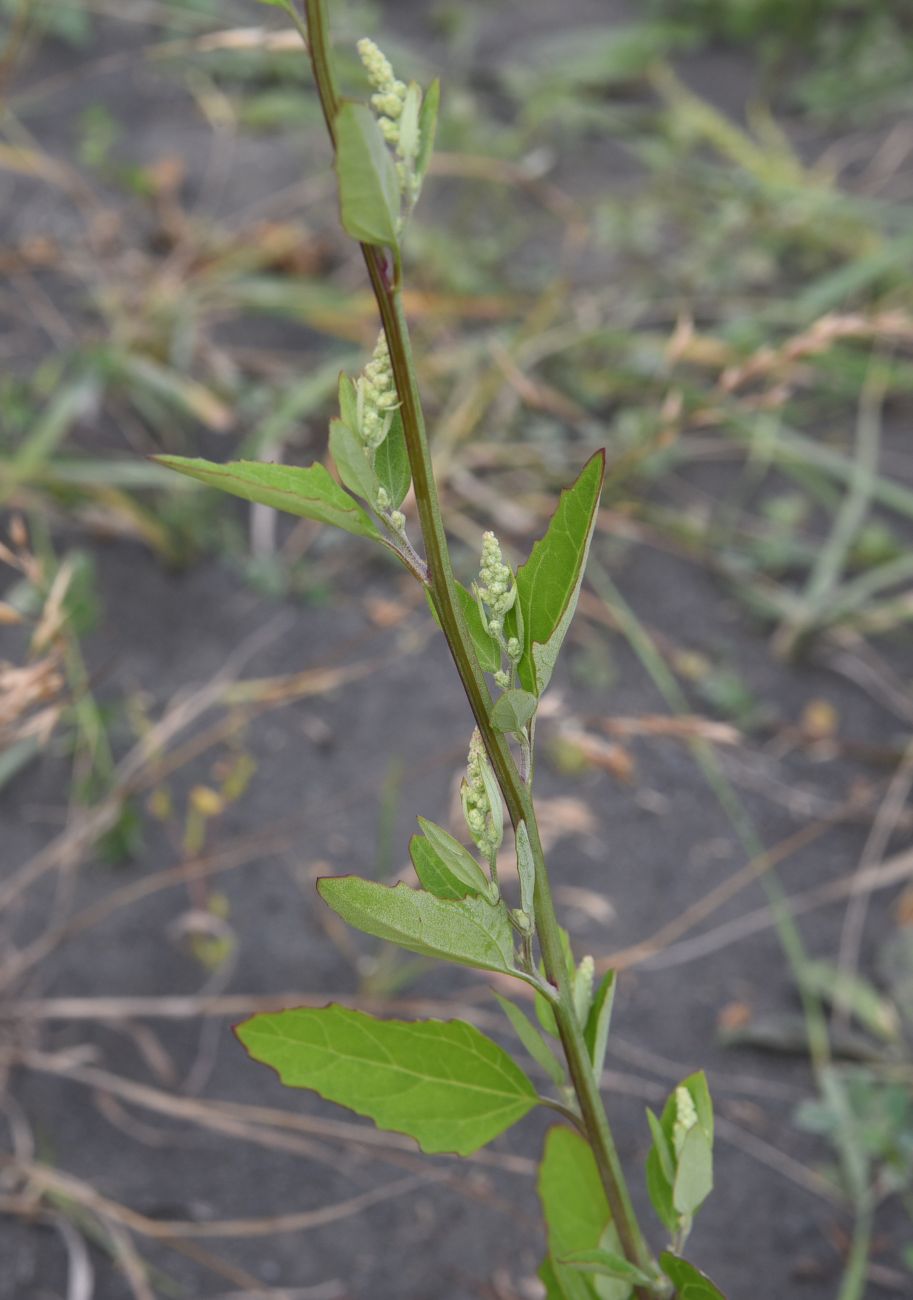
xmin=410 ymin=834 xmax=472 ymax=901
xmin=153 ymin=456 xmax=380 ymax=541
xmin=673 ymin=1124 xmax=713 ymax=1216
xmin=317 ymin=876 xmax=516 ymax=974
xmin=584 ymin=970 xmax=616 ymax=1078
xmin=539 ymin=1127 xmax=630 ymax=1300
xmin=536 ymin=987 xmax=560 ymax=1038
xmin=516 ymin=820 xmax=536 ymax=924
xmin=236 ymin=1006 xmax=537 ymax=1156
xmin=338 ymin=371 xmax=358 ymax=431
xmin=397 ymin=82 xmax=421 ymax=164
xmin=329 ymin=417 xmax=379 ymax=505
xmin=456 ymin=581 xmax=501 ymax=673
xmin=645 ymin=1109 xmax=676 ymax=1233
xmin=374 ymin=408 xmax=411 ymax=508
xmin=414 ymin=817 xmax=491 ymax=898
xmin=515 ymin=450 xmax=605 ymax=695
xmin=416 ymin=78 xmax=440 ymax=182
xmin=425 ymin=581 xmax=501 ymax=673
xmin=491 ymin=688 xmax=538 ymax=733
xmin=494 ymin=993 xmax=564 ymax=1086
xmin=659 ymin=1253 xmax=727 ymax=1299
xmin=646 ymin=1074 xmax=715 ymax=1229
xmin=334 ymin=101 xmax=400 ymax=248
xmin=682 ymin=1070 xmax=714 ymax=1145
xmin=539 ymin=1257 xmax=568 ymax=1300
xmin=563 ymin=1250 xmax=652 ymax=1287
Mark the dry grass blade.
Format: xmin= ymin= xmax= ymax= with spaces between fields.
xmin=635 ymin=846 xmax=913 ymax=970
xmin=16 ymin=1157 xmax=432 ymax=1239
xmin=833 ymin=738 xmax=913 ymax=1025
xmin=50 ymin=1211 xmax=96 ymax=1300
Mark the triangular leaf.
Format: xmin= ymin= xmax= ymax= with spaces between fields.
xmin=374 ymin=408 xmax=411 ymax=508
xmin=414 ymin=817 xmax=491 ymax=898
xmin=494 ymin=993 xmax=564 ymax=1086
xmin=317 ymin=876 xmax=516 ymax=974
xmin=491 ymin=688 xmax=538 ymax=734
xmin=154 ymin=456 xmax=380 ymax=540
xmin=515 ymin=451 xmax=605 ymax=695
xmin=584 ymin=970 xmax=616 ymax=1079
xmin=329 ymin=417 xmax=379 ymax=505
xmin=236 ymin=1006 xmax=537 ymax=1155
xmin=660 ymin=1253 xmax=727 ymax=1299
xmin=335 ymin=101 xmax=400 ymax=248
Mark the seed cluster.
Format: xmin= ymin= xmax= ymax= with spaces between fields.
xmin=356 ymin=38 xmax=406 ymax=146
xmin=357 ymin=37 xmax=421 ymax=210
xmin=357 ymin=331 xmax=398 ymax=451
xmin=462 ymin=728 xmax=502 ymax=858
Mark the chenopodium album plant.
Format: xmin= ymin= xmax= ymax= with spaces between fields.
xmin=159 ymin=5 xmax=725 ymax=1297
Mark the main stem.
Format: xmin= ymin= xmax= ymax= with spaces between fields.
xmin=303 ymin=2 xmax=654 ymax=1287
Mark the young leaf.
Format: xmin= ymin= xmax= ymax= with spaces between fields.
xmin=515 ymin=451 xmax=605 ymax=695
xmin=416 ymin=78 xmax=440 ymax=182
xmin=673 ymin=1125 xmax=713 ymax=1217
xmin=563 ymin=1251 xmax=652 ymax=1287
xmin=329 ymin=417 xmax=379 ymax=505
xmin=414 ymin=817 xmax=490 ymax=898
xmin=334 ymin=101 xmax=401 ymax=248
xmin=456 ymin=581 xmax=501 ymax=673
xmin=236 ymin=1006 xmax=537 ymax=1156
xmin=515 ymin=819 xmax=536 ymax=923
xmin=491 ymin=688 xmax=538 ymax=734
xmin=410 ymin=833 xmax=473 ymax=900
xmin=645 ymin=1109 xmax=677 ymax=1233
xmin=494 ymin=993 xmax=564 ymax=1086
xmin=659 ymin=1253 xmax=727 ymax=1299
xmin=425 ymin=581 xmax=501 ymax=673
xmin=154 ymin=456 xmax=380 ymax=541
xmin=539 ymin=1127 xmax=628 ymax=1300
xmin=317 ymin=876 xmax=516 ymax=974
xmin=538 ymin=1257 xmax=567 ymax=1300
xmin=397 ymin=82 xmax=421 ymax=165
xmin=374 ymin=408 xmax=411 ymax=508
xmin=338 ymin=371 xmax=358 ymax=431
xmin=536 ymin=987 xmax=560 ymax=1039
xmin=682 ymin=1070 xmax=714 ymax=1145
xmin=584 ymin=970 xmax=616 ymax=1078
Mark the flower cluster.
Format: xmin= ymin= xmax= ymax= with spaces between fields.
xmin=356 ymin=37 xmax=421 ymax=210
xmin=357 ymin=38 xmax=406 ymax=146
xmin=357 ymin=330 xmax=398 ymax=451
xmin=474 ymin=532 xmax=521 ymax=688
xmin=461 ymin=728 xmax=503 ymax=860
xmin=477 ymin=532 xmax=515 ymax=636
